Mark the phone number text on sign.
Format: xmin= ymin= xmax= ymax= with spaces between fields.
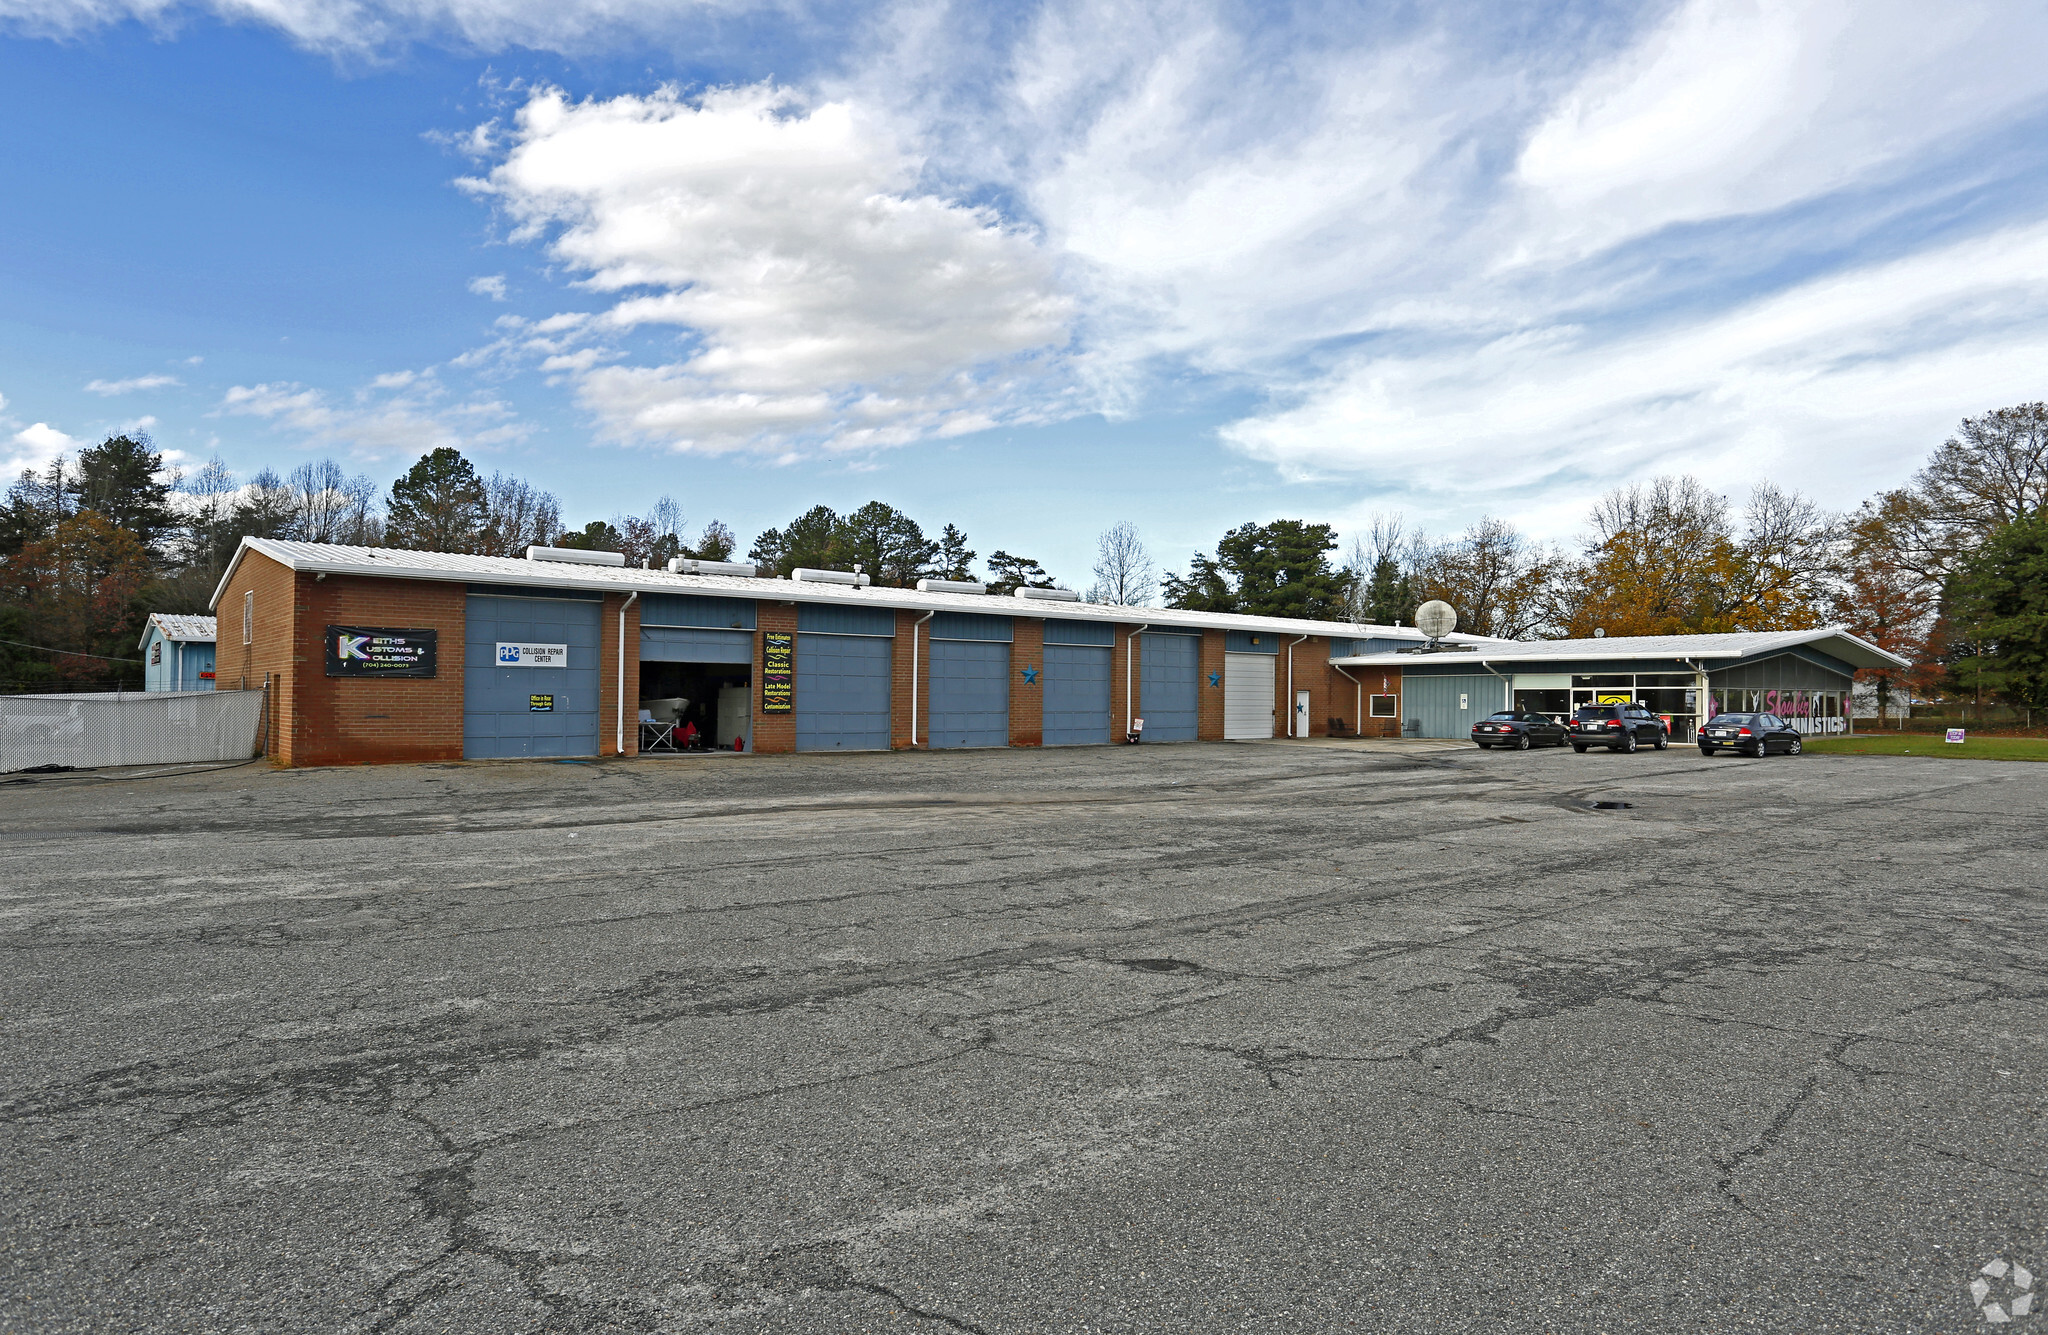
xmin=496 ymin=642 xmax=570 ymax=667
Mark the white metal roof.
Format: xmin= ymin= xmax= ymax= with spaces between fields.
xmin=210 ymin=538 xmax=1440 ymax=642
xmin=138 ymin=613 xmax=218 ymax=648
xmin=1335 ymin=627 xmax=1910 ymax=671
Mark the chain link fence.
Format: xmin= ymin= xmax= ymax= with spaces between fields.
xmin=0 ymin=690 xmax=265 ymax=772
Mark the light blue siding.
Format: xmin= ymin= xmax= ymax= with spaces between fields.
xmin=464 ymin=595 xmax=602 ymax=758
xmin=1140 ymin=634 xmax=1200 ymax=742
xmin=640 ymin=627 xmax=752 ymax=663
xmin=143 ymin=633 xmax=217 ymax=691
xmin=928 ymin=639 xmax=1010 ymax=748
xmin=1042 ymin=644 xmax=1112 ymax=745
xmin=1044 ymin=620 xmax=1114 ymax=646
xmin=1224 ymin=631 xmax=1279 ymax=654
xmin=1402 ymin=673 xmax=1508 ymax=738
xmin=639 ymin=594 xmax=756 ymax=629
xmin=931 ymin=612 xmax=1012 ymax=642
xmin=798 ymin=604 xmax=896 ymax=636
xmin=795 ymin=632 xmax=892 ymax=751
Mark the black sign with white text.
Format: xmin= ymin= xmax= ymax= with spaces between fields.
xmin=325 ymin=626 xmax=438 ymax=678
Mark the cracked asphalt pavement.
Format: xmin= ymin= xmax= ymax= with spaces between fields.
xmin=2 ymin=740 xmax=2044 ymax=1333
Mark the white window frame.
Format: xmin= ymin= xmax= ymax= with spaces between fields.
xmin=243 ymin=590 xmax=253 ymax=645
xmin=1368 ymin=693 xmax=1397 ymax=718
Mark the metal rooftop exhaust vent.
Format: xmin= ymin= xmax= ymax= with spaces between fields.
xmin=916 ymin=578 xmax=987 ymax=595
xmin=1014 ymin=586 xmax=1081 ymax=602
xmin=526 ymin=545 xmax=627 ymax=567
xmin=668 ymin=558 xmax=763 ymax=577
xmin=792 ymin=568 xmax=871 ymax=587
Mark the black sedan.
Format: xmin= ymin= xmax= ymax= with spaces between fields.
xmin=1697 ymin=712 xmax=1804 ymax=757
xmin=1569 ymin=703 xmax=1669 ymax=752
xmin=1471 ymin=710 xmax=1569 ymax=749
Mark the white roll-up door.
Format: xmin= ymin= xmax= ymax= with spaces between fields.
xmin=1223 ymin=652 xmax=1276 ymax=739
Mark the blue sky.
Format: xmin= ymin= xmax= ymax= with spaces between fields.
xmin=5 ymin=0 xmax=2048 ymax=588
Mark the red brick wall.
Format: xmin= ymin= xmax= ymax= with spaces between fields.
xmin=600 ymin=593 xmax=640 ymax=757
xmin=1198 ymin=630 xmax=1225 ymax=740
xmin=215 ymin=550 xmax=302 ymax=762
xmin=1276 ymin=635 xmax=1332 ymax=738
xmin=753 ymin=601 xmax=798 ymax=754
xmin=1011 ymin=617 xmax=1043 ymax=746
xmin=891 ymin=609 xmax=926 ymax=749
xmin=292 ymin=574 xmax=466 ymax=766
xmin=1342 ymin=664 xmax=1405 ymax=738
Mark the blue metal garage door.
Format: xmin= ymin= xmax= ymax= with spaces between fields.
xmin=1141 ymin=633 xmax=1200 ymax=742
xmin=464 ymin=594 xmax=602 ymax=758
xmin=928 ymin=639 xmax=1010 ymax=748
xmin=1042 ymin=644 xmax=1112 ymax=745
xmin=796 ymin=633 xmax=893 ymax=751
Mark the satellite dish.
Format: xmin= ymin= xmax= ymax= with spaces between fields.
xmin=1415 ymin=600 xmax=1457 ymax=640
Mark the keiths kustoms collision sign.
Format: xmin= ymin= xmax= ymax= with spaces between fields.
xmin=325 ymin=626 xmax=437 ymax=677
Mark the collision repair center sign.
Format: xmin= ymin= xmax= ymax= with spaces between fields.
xmin=325 ymin=626 xmax=437 ymax=677
xmin=495 ymin=642 xmax=570 ymax=667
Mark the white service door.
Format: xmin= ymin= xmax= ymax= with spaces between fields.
xmin=1294 ymin=690 xmax=1311 ymax=737
xmin=1223 ymin=652 xmax=1277 ymax=739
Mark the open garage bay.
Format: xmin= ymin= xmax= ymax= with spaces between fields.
xmin=2 ymin=743 xmax=2044 ymax=1332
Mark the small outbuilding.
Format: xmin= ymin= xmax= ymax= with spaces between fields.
xmin=1334 ymin=629 xmax=1911 ymax=742
xmin=139 ymin=614 xmax=218 ymax=692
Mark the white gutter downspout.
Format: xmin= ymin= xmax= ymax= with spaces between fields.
xmin=1285 ymin=635 xmax=1308 ymax=736
xmin=910 ymin=610 xmax=935 ymax=747
xmin=1126 ymin=624 xmax=1150 ymax=738
xmin=174 ymin=640 xmax=183 ymax=693
xmin=617 ymin=592 xmax=638 ymax=756
xmin=1478 ymin=659 xmax=1510 ymax=713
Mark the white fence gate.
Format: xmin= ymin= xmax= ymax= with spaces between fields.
xmin=0 ymin=690 xmax=265 ymax=772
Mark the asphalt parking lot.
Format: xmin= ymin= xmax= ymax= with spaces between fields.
xmin=3 ymin=740 xmax=2044 ymax=1333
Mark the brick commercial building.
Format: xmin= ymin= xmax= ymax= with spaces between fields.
xmin=212 ymin=539 xmax=1433 ymax=766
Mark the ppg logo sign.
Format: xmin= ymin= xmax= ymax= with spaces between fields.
xmin=495 ymin=642 xmax=569 ymax=668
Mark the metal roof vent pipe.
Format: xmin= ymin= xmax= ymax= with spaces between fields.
xmin=792 ymin=568 xmax=871 ymax=587
xmin=527 ymin=545 xmax=627 ymax=567
xmin=917 ymin=578 xmax=987 ymax=595
xmin=669 ymin=557 xmax=764 ymax=577
xmin=1014 ymin=586 xmax=1081 ymax=602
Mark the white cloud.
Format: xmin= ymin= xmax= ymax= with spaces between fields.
xmin=0 ymin=0 xmax=739 ymax=55
xmin=467 ymin=82 xmax=1072 ymax=454
xmin=218 ymin=375 xmax=528 ymax=460
xmin=468 ymin=274 xmax=507 ymax=300
xmin=5 ymin=422 xmax=79 ymax=475
xmin=85 ymin=373 xmax=180 ymax=395
xmin=1513 ymin=0 xmax=2048 ymax=258
xmin=1221 ymin=220 xmax=2048 ymax=526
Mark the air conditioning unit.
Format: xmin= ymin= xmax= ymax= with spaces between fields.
xmin=792 ymin=568 xmax=871 ymax=587
xmin=1014 ymin=586 xmax=1081 ymax=602
xmin=526 ymin=546 xmax=626 ymax=567
xmin=668 ymin=558 xmax=762 ymax=577
xmin=916 ymin=578 xmax=987 ymax=595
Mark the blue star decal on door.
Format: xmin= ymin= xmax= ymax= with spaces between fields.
xmin=1208 ymin=671 xmax=1221 ymax=687
xmin=1021 ymin=665 xmax=1039 ymax=684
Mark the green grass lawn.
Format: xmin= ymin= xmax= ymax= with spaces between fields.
xmin=1803 ymin=733 xmax=2048 ymax=762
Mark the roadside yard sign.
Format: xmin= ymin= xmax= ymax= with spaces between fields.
xmin=1946 ymin=728 xmax=1967 ymax=744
